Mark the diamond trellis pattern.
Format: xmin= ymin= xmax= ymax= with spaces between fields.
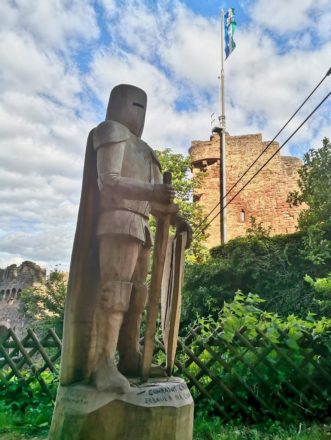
xmin=0 ymin=325 xmax=330 ymax=421
xmin=0 ymin=327 xmax=61 ymax=398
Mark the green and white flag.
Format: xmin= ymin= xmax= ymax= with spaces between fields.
xmin=225 ymin=8 xmax=236 ymax=59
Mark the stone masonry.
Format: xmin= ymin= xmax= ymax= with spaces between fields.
xmin=0 ymin=261 xmax=46 ymax=335
xmin=190 ymin=133 xmax=303 ymax=248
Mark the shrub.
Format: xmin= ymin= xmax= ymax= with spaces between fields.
xmin=0 ymin=370 xmax=57 ymax=436
xmin=182 ymin=227 xmax=331 ymax=325
xmin=179 ymin=292 xmax=331 ymax=422
xmin=20 ymin=271 xmax=67 ymax=335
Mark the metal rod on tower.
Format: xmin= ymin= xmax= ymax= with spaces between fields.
xmin=220 ymin=8 xmax=227 ymax=244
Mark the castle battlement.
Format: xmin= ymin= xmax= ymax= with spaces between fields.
xmin=0 ymin=261 xmax=46 ymax=336
xmin=0 ymin=261 xmax=46 ymax=301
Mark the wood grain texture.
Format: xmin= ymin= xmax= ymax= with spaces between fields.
xmin=161 ymin=232 xmax=187 ymax=376
xmin=141 ymin=177 xmax=179 ymax=381
xmin=49 ymin=381 xmax=194 ymax=440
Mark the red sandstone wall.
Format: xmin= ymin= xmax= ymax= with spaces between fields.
xmin=190 ymin=133 xmax=303 ymax=248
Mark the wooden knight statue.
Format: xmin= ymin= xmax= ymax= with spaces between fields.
xmin=59 ymin=84 xmax=191 ymax=394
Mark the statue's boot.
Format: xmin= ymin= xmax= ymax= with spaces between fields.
xmin=118 ymin=283 xmax=166 ymax=378
xmin=93 ymin=281 xmax=132 ymax=394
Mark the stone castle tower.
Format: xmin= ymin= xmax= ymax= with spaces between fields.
xmin=190 ymin=133 xmax=303 ymax=248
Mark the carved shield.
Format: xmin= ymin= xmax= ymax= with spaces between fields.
xmin=161 ymin=231 xmax=187 ymax=376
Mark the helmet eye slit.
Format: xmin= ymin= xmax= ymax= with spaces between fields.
xmin=132 ymin=102 xmax=144 ymax=108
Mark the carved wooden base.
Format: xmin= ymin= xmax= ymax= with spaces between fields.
xmin=48 ymin=378 xmax=194 ymax=440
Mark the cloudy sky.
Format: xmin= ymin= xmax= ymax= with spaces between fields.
xmin=0 ymin=0 xmax=330 ymax=271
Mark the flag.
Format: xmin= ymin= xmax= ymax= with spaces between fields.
xmin=224 ymin=7 xmax=236 ymax=59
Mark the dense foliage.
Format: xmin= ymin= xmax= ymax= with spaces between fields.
xmin=182 ymin=226 xmax=331 ymax=325
xmin=287 ymin=137 xmax=331 ymax=265
xmin=287 ymin=137 xmax=331 ymax=231
xmin=181 ymin=292 xmax=331 ymax=422
xmin=305 ymin=272 xmax=331 ymax=315
xmin=0 ymin=371 xmax=57 ymax=436
xmin=20 ymin=271 xmax=67 ymax=335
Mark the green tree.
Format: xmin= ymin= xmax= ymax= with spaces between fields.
xmin=155 ymin=148 xmax=208 ymax=262
xmin=20 ymin=271 xmax=67 ymax=334
xmin=305 ymin=272 xmax=331 ymax=316
xmin=246 ymin=216 xmax=272 ymax=238
xmin=287 ymin=137 xmax=331 ymax=264
xmin=288 ymin=137 xmax=331 ymax=229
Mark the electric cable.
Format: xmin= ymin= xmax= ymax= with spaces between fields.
xmin=194 ymin=67 xmax=331 ymax=235
xmin=194 ymin=90 xmax=331 ymax=239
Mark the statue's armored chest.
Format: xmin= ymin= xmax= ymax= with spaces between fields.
xmin=121 ymin=137 xmax=154 ymax=182
xmin=92 ymin=120 xmax=161 ymax=184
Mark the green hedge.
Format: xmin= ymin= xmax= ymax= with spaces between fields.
xmin=182 ymin=230 xmax=331 ymax=326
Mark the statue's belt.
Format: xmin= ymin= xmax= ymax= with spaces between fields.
xmin=100 ymin=207 xmax=150 ymax=220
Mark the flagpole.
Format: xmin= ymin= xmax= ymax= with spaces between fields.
xmin=220 ymin=8 xmax=227 ymax=244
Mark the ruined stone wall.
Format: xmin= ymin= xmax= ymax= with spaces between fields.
xmin=190 ymin=133 xmax=303 ymax=248
xmin=0 ymin=301 xmax=29 ymax=338
xmin=0 ymin=261 xmax=46 ymax=335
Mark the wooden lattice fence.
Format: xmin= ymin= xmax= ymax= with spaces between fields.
xmin=0 ymin=325 xmax=330 ymax=421
xmin=0 ymin=327 xmax=61 ymax=398
xmin=155 ymin=324 xmax=331 ymax=421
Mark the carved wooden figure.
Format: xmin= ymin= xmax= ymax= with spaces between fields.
xmin=49 ymin=84 xmax=193 ymax=440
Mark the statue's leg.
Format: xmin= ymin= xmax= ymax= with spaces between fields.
xmin=118 ymin=241 xmax=167 ymax=378
xmin=93 ymin=235 xmax=140 ymax=393
xmin=118 ymin=244 xmax=150 ymax=376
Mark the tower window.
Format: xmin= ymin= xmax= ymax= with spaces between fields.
xmin=241 ymin=209 xmax=246 ymax=222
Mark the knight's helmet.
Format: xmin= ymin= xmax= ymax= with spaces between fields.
xmin=106 ymin=84 xmax=147 ymax=138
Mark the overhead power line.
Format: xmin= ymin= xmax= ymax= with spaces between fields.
xmin=194 ymin=90 xmax=331 ymax=239
xmin=194 ymin=67 xmax=331 ymax=236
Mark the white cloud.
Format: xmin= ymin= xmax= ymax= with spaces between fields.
xmin=223 ymin=25 xmax=331 ymax=155
xmin=105 ymin=0 xmax=168 ymax=60
xmin=0 ymin=0 xmax=98 ymax=270
xmin=0 ymin=223 xmax=74 ymax=267
xmin=1 ymin=0 xmax=99 ymax=51
xmin=248 ymin=0 xmax=330 ymax=35
xmin=97 ymin=0 xmax=117 ymax=17
xmin=159 ymin=4 xmax=220 ymax=86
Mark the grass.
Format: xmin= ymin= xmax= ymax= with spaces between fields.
xmin=0 ymin=436 xmax=45 ymax=440
xmin=193 ymin=415 xmax=331 ymax=440
xmin=0 ymin=420 xmax=330 ymax=440
xmin=0 ymin=405 xmax=50 ymax=440
xmin=1 ymin=406 xmax=330 ymax=439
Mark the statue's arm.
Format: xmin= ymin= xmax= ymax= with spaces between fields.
xmin=97 ymin=141 xmax=153 ymax=200
xmin=96 ymin=142 xmax=174 ymax=203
